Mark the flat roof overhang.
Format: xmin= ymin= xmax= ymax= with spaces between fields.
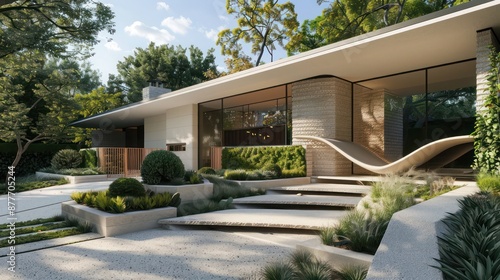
xmin=72 ymin=0 xmax=500 ymax=129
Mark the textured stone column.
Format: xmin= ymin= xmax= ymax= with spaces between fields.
xmin=353 ymin=89 xmax=403 ymax=175
xmin=476 ymin=29 xmax=500 ymax=112
xmin=292 ymin=77 xmax=352 ymax=176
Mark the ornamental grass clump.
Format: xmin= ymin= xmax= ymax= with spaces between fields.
xmin=141 ymin=150 xmax=185 ymax=185
xmin=261 ymin=250 xmax=368 ymax=280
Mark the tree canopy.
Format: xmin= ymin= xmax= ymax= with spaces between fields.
xmin=287 ymin=0 xmax=470 ymax=54
xmin=116 ymin=43 xmax=218 ymax=102
xmin=0 ymin=0 xmax=115 ymax=59
xmin=217 ymin=0 xmax=299 ymax=66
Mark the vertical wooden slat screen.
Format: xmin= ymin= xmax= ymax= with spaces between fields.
xmin=210 ymin=146 xmax=222 ymax=170
xmin=96 ymin=148 xmax=162 ymax=178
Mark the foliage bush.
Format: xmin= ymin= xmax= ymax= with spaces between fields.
xmin=221 ymin=145 xmax=306 ymax=176
xmin=184 ymin=170 xmax=203 ymax=184
xmin=224 ymin=169 xmax=248 ymax=180
xmin=473 ymin=47 xmax=500 ymax=174
xmin=51 ymin=149 xmax=82 ymax=170
xmin=79 ymin=149 xmax=97 ymax=168
xmin=435 ymin=192 xmax=500 ymax=280
xmin=476 ymin=173 xmax=500 ymax=193
xmin=108 ymin=177 xmax=146 ymax=197
xmin=141 ymin=150 xmax=185 ymax=184
xmin=197 ymin=167 xmax=216 ymax=175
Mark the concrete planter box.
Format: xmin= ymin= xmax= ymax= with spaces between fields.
xmin=144 ymin=180 xmax=214 ymax=204
xmin=36 ymin=171 xmax=108 ymax=184
xmin=234 ymin=177 xmax=311 ymax=190
xmin=61 ymin=201 xmax=177 ymax=237
xmin=297 ymin=238 xmax=373 ymax=269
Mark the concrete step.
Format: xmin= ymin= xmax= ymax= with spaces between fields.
xmin=269 ymin=183 xmax=371 ymax=196
xmin=312 ymin=175 xmax=380 ymax=185
xmin=159 ymin=209 xmax=347 ymax=230
xmin=231 ymin=194 xmax=361 ymax=209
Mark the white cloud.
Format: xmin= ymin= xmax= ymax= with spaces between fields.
xmin=124 ymin=21 xmax=175 ymax=44
xmin=204 ymin=26 xmax=225 ymax=41
xmin=104 ymin=41 xmax=122 ymax=51
xmin=156 ymin=2 xmax=169 ymax=11
xmin=161 ymin=16 xmax=192 ymax=35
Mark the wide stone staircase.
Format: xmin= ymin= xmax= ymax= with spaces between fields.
xmin=158 ymin=176 xmax=373 ymax=231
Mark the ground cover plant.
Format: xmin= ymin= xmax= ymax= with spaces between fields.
xmin=261 ymin=249 xmax=368 ymax=280
xmin=1 ymin=174 xmax=68 ymax=194
xmin=476 ymin=173 xmax=500 ymax=194
xmin=435 ymin=192 xmax=500 ymax=279
xmin=39 ymin=167 xmax=104 ymax=176
xmin=0 ymin=216 xmax=92 ymax=247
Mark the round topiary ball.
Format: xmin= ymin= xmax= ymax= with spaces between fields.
xmin=108 ymin=177 xmax=146 ymax=197
xmin=141 ymin=150 xmax=185 ymax=185
xmin=51 ymin=149 xmax=82 ymax=170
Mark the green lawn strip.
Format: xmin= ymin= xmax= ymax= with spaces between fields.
xmin=0 ymin=222 xmax=68 ymax=237
xmin=0 ymin=216 xmax=65 ymax=230
xmin=0 ymin=228 xmax=84 ymax=248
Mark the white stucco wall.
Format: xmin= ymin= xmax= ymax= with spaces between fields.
xmin=144 ymin=114 xmax=167 ymax=149
xmin=166 ymin=104 xmax=198 ymax=170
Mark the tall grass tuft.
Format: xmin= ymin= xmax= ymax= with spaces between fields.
xmin=335 ymin=265 xmax=368 ymax=280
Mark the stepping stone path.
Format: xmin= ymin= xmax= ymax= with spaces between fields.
xmin=159 ymin=177 xmax=373 ymax=231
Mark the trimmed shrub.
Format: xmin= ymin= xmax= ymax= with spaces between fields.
xmin=141 ymin=150 xmax=185 ymax=185
xmin=108 ymin=178 xmax=146 ymax=197
xmin=51 ymin=149 xmax=82 ymax=170
xmin=224 ymin=169 xmax=248 ymax=180
xmin=79 ymin=149 xmax=97 ymax=168
xmin=477 ymin=173 xmax=500 ymax=193
xmin=197 ymin=167 xmax=216 ymax=175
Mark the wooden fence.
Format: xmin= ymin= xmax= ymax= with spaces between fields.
xmin=96 ymin=148 xmax=162 ymax=178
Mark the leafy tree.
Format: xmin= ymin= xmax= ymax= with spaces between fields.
xmin=287 ymin=0 xmax=470 ymax=54
xmin=0 ymin=52 xmax=79 ymax=169
xmin=0 ymin=0 xmax=115 ymax=59
xmin=473 ymin=47 xmax=500 ymax=174
xmin=0 ymin=0 xmax=114 ymax=176
xmin=116 ymin=43 xmax=218 ymax=102
xmin=72 ymin=87 xmax=123 ymax=146
xmin=217 ymin=0 xmax=299 ymax=67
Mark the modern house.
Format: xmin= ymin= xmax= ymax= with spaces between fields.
xmin=72 ymin=0 xmax=500 ymax=176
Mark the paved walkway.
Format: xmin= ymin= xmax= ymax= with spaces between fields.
xmin=0 ymin=180 xmax=317 ymax=279
xmin=0 ymin=181 xmax=110 ymax=224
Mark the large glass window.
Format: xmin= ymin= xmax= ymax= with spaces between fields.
xmin=198 ymin=85 xmax=290 ymax=168
xmin=356 ymin=60 xmax=476 ymax=168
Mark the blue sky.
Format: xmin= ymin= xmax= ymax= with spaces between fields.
xmin=89 ymin=1 xmax=327 ymax=83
